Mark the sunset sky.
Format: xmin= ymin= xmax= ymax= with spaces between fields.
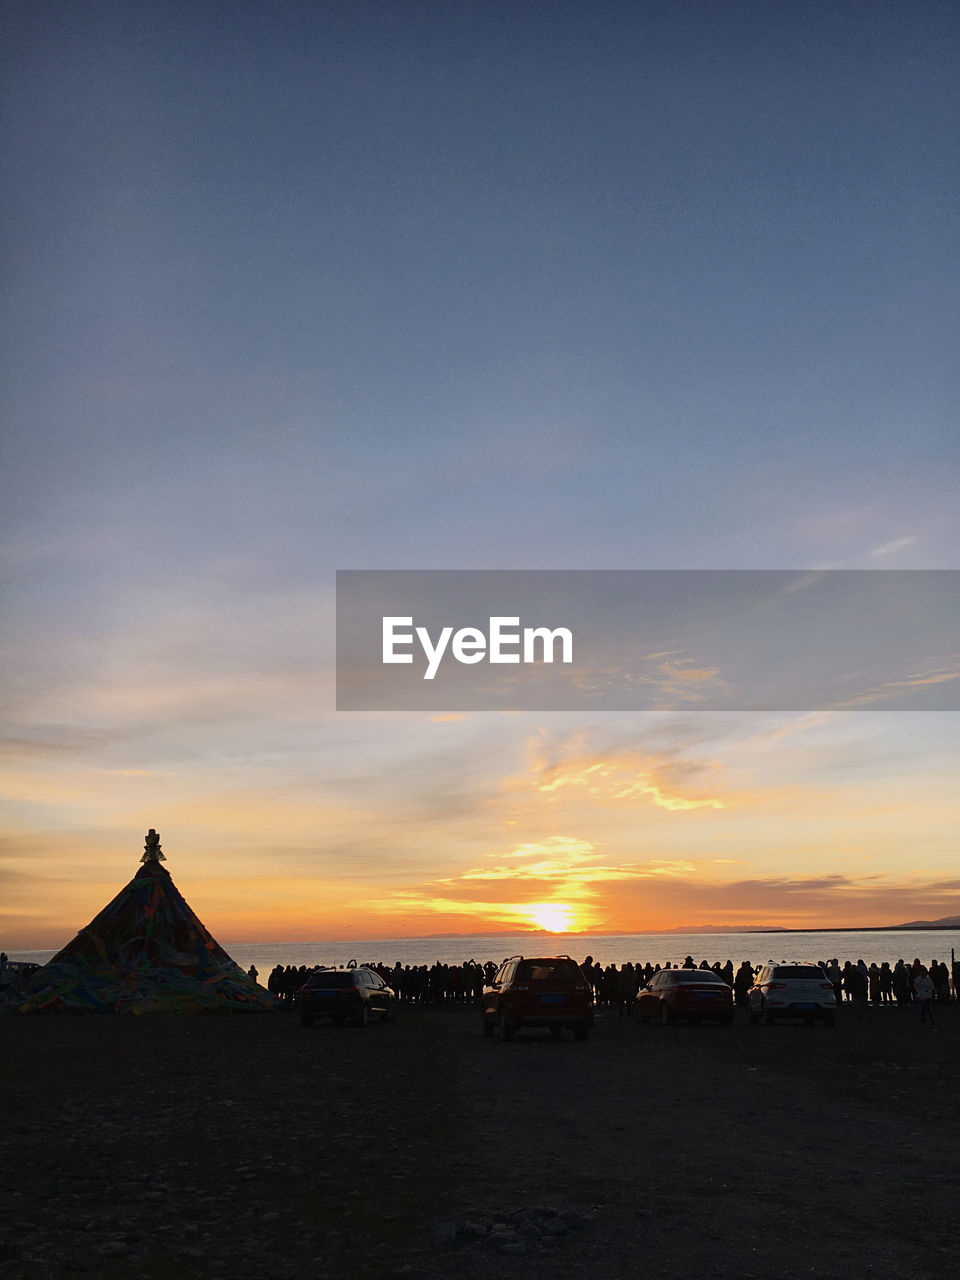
xmin=2 ymin=3 xmax=959 ymax=951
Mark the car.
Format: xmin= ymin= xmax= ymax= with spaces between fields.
xmin=633 ymin=969 xmax=734 ymax=1025
xmin=481 ymin=955 xmax=594 ymax=1041
xmin=747 ymin=963 xmax=837 ymax=1026
xmin=298 ymin=966 xmax=397 ymax=1027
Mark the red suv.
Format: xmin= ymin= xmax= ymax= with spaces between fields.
xmin=482 ymin=955 xmax=594 ymax=1041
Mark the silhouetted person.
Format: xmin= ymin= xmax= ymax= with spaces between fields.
xmin=843 ymin=962 xmax=870 ymax=1020
xmin=931 ymin=960 xmax=950 ymax=1002
xmin=616 ymin=963 xmax=638 ymax=1017
xmin=868 ymin=963 xmax=881 ymax=1006
xmin=733 ymin=961 xmax=754 ymax=1007
xmin=893 ymin=960 xmax=911 ymax=1008
xmin=914 ymin=967 xmax=936 ymax=1026
xmin=878 ymin=962 xmax=893 ymax=1004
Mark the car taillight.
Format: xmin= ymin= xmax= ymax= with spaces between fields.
xmin=575 ymin=983 xmax=589 ymax=992
xmin=514 ymin=983 xmax=530 ymax=991
xmin=765 ymin=982 xmax=788 ymax=990
xmin=819 ymin=982 xmax=834 ymax=990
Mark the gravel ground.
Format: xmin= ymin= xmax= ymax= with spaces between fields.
xmin=2 ymin=1003 xmax=958 ymax=1280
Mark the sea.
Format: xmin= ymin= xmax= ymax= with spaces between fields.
xmin=9 ymin=928 xmax=960 ymax=975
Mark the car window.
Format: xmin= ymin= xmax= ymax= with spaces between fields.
xmin=305 ymin=971 xmax=356 ymax=988
xmin=771 ymin=966 xmax=826 ymax=979
xmin=668 ymin=971 xmax=728 ymax=984
xmin=515 ymin=960 xmax=582 ymax=983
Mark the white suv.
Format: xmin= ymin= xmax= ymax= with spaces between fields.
xmin=747 ymin=963 xmax=837 ymax=1026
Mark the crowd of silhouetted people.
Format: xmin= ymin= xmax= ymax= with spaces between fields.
xmin=259 ymin=953 xmax=958 ymax=1017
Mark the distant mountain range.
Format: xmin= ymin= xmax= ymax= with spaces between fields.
xmin=893 ymin=915 xmax=960 ymax=929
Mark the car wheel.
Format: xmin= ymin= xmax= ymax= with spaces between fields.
xmin=659 ymin=1003 xmax=672 ymax=1026
xmin=549 ymin=1025 xmax=563 ymax=1041
xmin=720 ymin=1013 xmax=734 ymax=1026
xmin=573 ymin=1022 xmax=590 ymax=1041
xmin=357 ymin=1005 xmax=370 ymax=1028
xmin=499 ymin=1009 xmax=515 ymax=1041
xmin=482 ymin=1017 xmax=495 ymax=1038
xmin=763 ymin=1010 xmax=776 ymax=1026
xmin=822 ymin=1012 xmax=836 ymax=1027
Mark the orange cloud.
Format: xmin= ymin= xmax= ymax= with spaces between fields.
xmin=378 ymin=861 xmax=960 ymax=936
xmin=369 ymin=835 xmax=731 ymax=937
xmin=509 ymin=732 xmax=731 ymax=811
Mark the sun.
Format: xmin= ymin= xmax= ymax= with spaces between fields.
xmin=526 ymin=903 xmax=573 ymax=933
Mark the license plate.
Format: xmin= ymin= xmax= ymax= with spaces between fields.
xmin=540 ymin=994 xmax=564 ymax=1004
xmin=795 ymin=1003 xmax=813 ymax=1010
xmin=697 ymin=992 xmax=718 ymax=999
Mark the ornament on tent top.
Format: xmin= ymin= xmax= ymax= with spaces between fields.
xmin=141 ymin=828 xmax=165 ymax=864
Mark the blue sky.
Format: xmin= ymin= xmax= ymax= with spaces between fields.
xmin=2 ymin=2 xmax=958 ymax=946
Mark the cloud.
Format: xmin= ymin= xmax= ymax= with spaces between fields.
xmin=364 ymin=850 xmax=960 ymax=938
xmin=563 ymin=649 xmax=730 ymax=709
xmin=870 ymin=535 xmax=918 ymax=557
xmin=832 ymin=660 xmax=960 ymax=709
xmin=657 ymin=661 xmax=719 ymax=684
xmin=509 ymin=729 xmax=732 ymax=811
xmin=739 ymin=711 xmax=836 ymax=745
xmin=375 ymin=837 xmax=724 ymax=933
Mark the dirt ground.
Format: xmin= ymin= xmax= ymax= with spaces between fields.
xmin=2 ymin=1002 xmax=959 ymax=1280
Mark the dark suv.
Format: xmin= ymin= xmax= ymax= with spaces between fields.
xmin=481 ymin=955 xmax=594 ymax=1041
xmin=299 ymin=967 xmax=396 ymax=1027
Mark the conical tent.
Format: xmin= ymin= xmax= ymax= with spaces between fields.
xmin=17 ymin=830 xmax=277 ymax=1013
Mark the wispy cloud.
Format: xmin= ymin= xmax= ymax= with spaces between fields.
xmin=510 ymin=730 xmax=733 ymax=811
xmin=870 ymin=534 xmax=918 ymax=558
xmin=833 ymin=659 xmax=960 ymax=709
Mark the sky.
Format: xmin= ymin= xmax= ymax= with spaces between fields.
xmin=2 ymin=1 xmax=959 ymax=950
